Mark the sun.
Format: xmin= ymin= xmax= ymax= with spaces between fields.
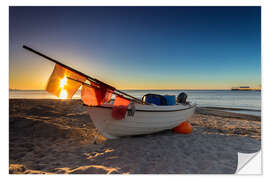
xmin=58 ymin=76 xmax=68 ymax=99
xmin=59 ymin=89 xmax=68 ymax=99
xmin=60 ymin=76 xmax=67 ymax=88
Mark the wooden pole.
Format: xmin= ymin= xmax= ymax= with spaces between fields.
xmin=23 ymin=45 xmax=146 ymax=104
xmin=67 ymin=77 xmax=142 ymax=104
xmin=23 ymin=45 xmax=110 ymax=88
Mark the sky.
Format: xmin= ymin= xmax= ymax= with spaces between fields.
xmin=9 ymin=7 xmax=261 ymax=90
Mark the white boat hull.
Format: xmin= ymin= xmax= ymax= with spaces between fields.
xmin=87 ymin=103 xmax=196 ymax=139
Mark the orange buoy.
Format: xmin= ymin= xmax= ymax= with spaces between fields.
xmin=173 ymin=121 xmax=192 ymax=134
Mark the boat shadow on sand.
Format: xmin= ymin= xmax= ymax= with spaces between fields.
xmin=9 ymin=99 xmax=261 ymax=174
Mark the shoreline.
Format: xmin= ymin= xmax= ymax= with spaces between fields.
xmin=9 ymin=98 xmax=261 ymax=115
xmin=201 ymin=106 xmax=261 ymax=112
xmin=9 ymin=99 xmax=261 ymax=174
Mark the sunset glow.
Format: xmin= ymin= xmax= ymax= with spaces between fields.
xmin=58 ymin=77 xmax=68 ymax=99
xmin=60 ymin=76 xmax=67 ymax=88
xmin=9 ymin=7 xmax=261 ymax=90
xmin=59 ymin=89 xmax=67 ymax=99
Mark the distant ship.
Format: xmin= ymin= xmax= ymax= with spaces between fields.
xmin=231 ymin=86 xmax=261 ymax=91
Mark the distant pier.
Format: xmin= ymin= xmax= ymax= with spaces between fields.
xmin=231 ymin=86 xmax=261 ymax=91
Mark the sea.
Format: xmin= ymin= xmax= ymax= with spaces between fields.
xmin=9 ymin=90 xmax=261 ymax=116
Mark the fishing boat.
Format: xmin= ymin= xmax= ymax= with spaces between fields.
xmin=23 ymin=45 xmax=196 ymax=139
xmin=88 ymin=101 xmax=196 ymax=139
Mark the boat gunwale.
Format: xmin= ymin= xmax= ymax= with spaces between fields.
xmin=84 ymin=103 xmax=197 ymax=112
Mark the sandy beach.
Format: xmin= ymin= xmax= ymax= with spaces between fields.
xmin=9 ymin=99 xmax=261 ymax=174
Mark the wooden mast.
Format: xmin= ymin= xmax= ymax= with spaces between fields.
xmin=22 ymin=45 xmax=147 ymax=104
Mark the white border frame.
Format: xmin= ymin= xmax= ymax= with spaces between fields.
xmin=2 ymin=0 xmax=268 ymax=179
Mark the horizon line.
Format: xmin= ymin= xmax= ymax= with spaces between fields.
xmin=9 ymin=88 xmax=233 ymax=91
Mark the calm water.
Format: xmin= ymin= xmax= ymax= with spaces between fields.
xmin=9 ymin=90 xmax=261 ymax=111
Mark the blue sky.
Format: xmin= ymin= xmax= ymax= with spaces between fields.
xmin=9 ymin=7 xmax=261 ymax=90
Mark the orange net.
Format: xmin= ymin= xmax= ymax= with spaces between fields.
xmin=112 ymin=95 xmax=130 ymax=120
xmin=81 ymin=82 xmax=112 ymax=106
xmin=46 ymin=64 xmax=87 ymax=99
xmin=104 ymin=90 xmax=113 ymax=103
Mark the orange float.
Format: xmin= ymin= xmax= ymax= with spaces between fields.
xmin=173 ymin=121 xmax=192 ymax=134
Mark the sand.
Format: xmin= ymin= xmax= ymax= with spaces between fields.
xmin=9 ymin=99 xmax=261 ymax=174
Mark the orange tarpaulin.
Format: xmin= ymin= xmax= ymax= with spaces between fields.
xmin=112 ymin=95 xmax=130 ymax=120
xmin=104 ymin=90 xmax=113 ymax=103
xmin=46 ymin=64 xmax=87 ymax=99
xmin=81 ymin=83 xmax=112 ymax=106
